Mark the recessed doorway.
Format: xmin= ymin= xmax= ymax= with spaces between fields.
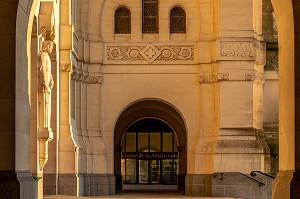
xmin=121 ymin=118 xmax=178 ymax=185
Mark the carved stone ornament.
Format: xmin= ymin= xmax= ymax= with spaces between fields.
xmin=245 ymin=73 xmax=254 ymax=81
xmin=254 ymin=71 xmax=265 ymax=84
xmin=60 ymin=63 xmax=72 ymax=72
xmin=198 ymin=73 xmax=230 ymax=84
xmin=220 ymin=41 xmax=254 ymax=59
xmin=72 ymin=72 xmax=102 ymax=84
xmin=266 ymin=50 xmax=278 ymax=69
xmin=106 ymin=43 xmax=194 ymax=64
xmin=198 ymin=74 xmax=218 ymax=84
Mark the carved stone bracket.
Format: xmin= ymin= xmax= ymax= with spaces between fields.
xmin=106 ymin=43 xmax=194 ymax=64
xmin=38 ymin=127 xmax=53 ymax=171
xmin=60 ymin=63 xmax=72 ymax=72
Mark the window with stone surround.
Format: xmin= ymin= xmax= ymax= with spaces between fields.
xmin=142 ymin=0 xmax=159 ymax=33
xmin=115 ymin=7 xmax=131 ymax=34
xmin=170 ymin=7 xmax=186 ymax=33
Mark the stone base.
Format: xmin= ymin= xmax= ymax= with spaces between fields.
xmin=57 ymin=174 xmax=77 ymax=195
xmin=115 ymin=174 xmax=122 ymax=191
xmin=89 ymin=174 xmax=115 ymax=196
xmin=272 ymin=170 xmax=293 ymax=199
xmin=186 ymin=173 xmax=273 ymax=198
xmin=178 ymin=174 xmax=186 ymax=191
xmin=82 ymin=174 xmax=115 ymax=196
xmin=185 ymin=174 xmax=212 ymax=196
xmin=0 ymin=171 xmax=37 ymax=199
xmin=43 ymin=173 xmax=56 ymax=195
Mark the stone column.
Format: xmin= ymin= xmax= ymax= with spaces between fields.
xmin=57 ymin=0 xmax=77 ymax=195
xmin=291 ymin=1 xmax=300 ymax=198
xmin=185 ymin=66 xmax=219 ymax=196
xmin=271 ymin=1 xmax=295 ymax=198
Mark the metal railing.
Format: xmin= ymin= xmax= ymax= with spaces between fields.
xmin=239 ymin=173 xmax=265 ymax=187
xmin=250 ymin=171 xmax=275 ymax=180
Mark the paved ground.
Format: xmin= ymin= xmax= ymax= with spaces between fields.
xmin=44 ymin=185 xmax=240 ymax=199
xmin=44 ymin=191 xmax=239 ymax=199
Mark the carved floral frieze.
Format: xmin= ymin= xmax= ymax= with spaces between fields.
xmin=199 ymin=71 xmax=265 ymax=84
xmin=71 ymin=72 xmax=102 ymax=84
xmin=198 ymin=73 xmax=230 ymax=84
xmin=106 ymin=43 xmax=194 ymax=64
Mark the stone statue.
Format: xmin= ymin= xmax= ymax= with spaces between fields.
xmin=39 ymin=39 xmax=54 ymax=128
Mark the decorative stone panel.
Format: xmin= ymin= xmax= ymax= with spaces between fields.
xmin=105 ymin=43 xmax=194 ymax=64
xmin=218 ymin=40 xmax=256 ymax=60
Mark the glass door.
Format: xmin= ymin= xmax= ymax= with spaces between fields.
xmin=139 ymin=160 xmax=148 ymax=183
xmin=150 ymin=160 xmax=160 ymax=183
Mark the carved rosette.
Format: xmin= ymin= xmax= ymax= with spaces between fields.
xmin=106 ymin=43 xmax=194 ymax=64
xmin=60 ymin=63 xmax=72 ymax=72
xmin=219 ymin=41 xmax=255 ymax=60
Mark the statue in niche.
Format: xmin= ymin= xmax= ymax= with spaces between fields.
xmin=39 ymin=27 xmax=55 ymax=129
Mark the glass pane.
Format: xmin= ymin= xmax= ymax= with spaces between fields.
xmin=139 ymin=160 xmax=148 ymax=183
xmin=138 ymin=132 xmax=149 ymax=152
xmin=163 ymin=132 xmax=173 ymax=152
xmin=126 ymin=132 xmax=136 ymax=152
xmin=125 ymin=159 xmax=136 ymax=183
xmin=161 ymin=159 xmax=177 ymax=184
xmin=150 ymin=160 xmax=160 ymax=183
xmin=150 ymin=132 xmax=161 ymax=152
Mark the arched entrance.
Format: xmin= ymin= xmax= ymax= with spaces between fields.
xmin=114 ymin=100 xmax=187 ymax=191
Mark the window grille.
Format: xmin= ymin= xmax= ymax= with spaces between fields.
xmin=170 ymin=7 xmax=186 ymax=33
xmin=143 ymin=0 xmax=158 ymax=33
xmin=115 ymin=7 xmax=131 ymax=34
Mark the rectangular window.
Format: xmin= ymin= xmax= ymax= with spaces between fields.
xmin=143 ymin=0 xmax=158 ymax=33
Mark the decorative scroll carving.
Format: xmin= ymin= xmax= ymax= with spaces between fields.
xmin=106 ymin=43 xmax=194 ymax=64
xmin=60 ymin=63 xmax=72 ymax=72
xmin=263 ymin=122 xmax=279 ymax=129
xmin=220 ymin=41 xmax=254 ymax=58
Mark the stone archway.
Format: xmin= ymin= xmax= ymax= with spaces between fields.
xmin=114 ymin=99 xmax=187 ymax=191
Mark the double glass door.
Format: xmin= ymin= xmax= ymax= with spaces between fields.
xmin=121 ymin=118 xmax=178 ymax=185
xmin=123 ymin=158 xmax=178 ymax=184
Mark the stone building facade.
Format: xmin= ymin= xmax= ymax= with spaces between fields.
xmin=0 ymin=0 xmax=299 ymax=198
